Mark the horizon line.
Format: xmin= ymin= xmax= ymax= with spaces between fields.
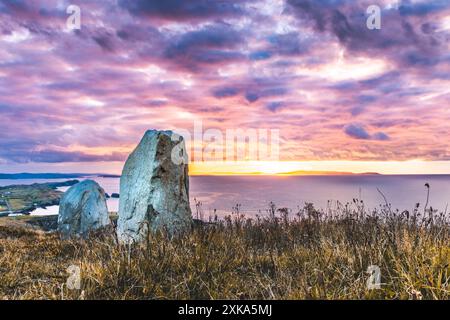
xmin=1 ymin=160 xmax=450 ymax=176
xmin=3 ymin=171 xmax=450 ymax=178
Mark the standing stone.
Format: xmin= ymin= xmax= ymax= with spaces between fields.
xmin=58 ymin=180 xmax=110 ymax=239
xmin=117 ymin=130 xmax=192 ymax=243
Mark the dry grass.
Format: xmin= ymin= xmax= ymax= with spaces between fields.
xmin=0 ymin=202 xmax=449 ymax=300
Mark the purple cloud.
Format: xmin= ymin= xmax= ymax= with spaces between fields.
xmin=344 ymin=124 xmax=390 ymax=141
xmin=344 ymin=124 xmax=371 ymax=140
xmin=286 ymin=0 xmax=449 ymax=68
xmin=119 ymin=0 xmax=249 ymax=21
xmin=0 ymin=149 xmax=127 ymax=164
xmin=0 ymin=0 xmax=448 ymax=166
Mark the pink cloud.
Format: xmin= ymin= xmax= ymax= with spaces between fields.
xmin=0 ymin=0 xmax=449 ymax=166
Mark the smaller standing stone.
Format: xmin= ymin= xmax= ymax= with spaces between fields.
xmin=58 ymin=180 xmax=110 ymax=238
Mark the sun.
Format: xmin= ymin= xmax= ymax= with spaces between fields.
xmin=189 ymin=161 xmax=313 ymax=175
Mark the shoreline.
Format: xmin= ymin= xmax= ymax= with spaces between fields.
xmin=0 ymin=180 xmax=79 ymax=215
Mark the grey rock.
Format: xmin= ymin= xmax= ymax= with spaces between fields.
xmin=117 ymin=130 xmax=192 ymax=243
xmin=58 ymin=180 xmax=110 ymax=238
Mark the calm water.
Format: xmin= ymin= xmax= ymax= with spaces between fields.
xmin=1 ymin=175 xmax=449 ymax=217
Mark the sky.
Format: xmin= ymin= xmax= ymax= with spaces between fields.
xmin=0 ymin=0 xmax=449 ymax=175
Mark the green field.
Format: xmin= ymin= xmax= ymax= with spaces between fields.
xmin=0 ymin=181 xmax=77 ymax=214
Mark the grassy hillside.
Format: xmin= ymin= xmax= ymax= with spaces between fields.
xmin=0 ymin=203 xmax=448 ymax=300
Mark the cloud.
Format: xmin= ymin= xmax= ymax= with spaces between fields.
xmin=116 ymin=24 xmax=160 ymax=42
xmin=249 ymin=50 xmax=272 ymax=61
xmin=0 ymin=0 xmax=448 ymax=165
xmin=266 ymin=101 xmax=285 ymax=112
xmin=344 ymin=124 xmax=371 ymax=139
xmin=266 ymin=32 xmax=311 ymax=56
xmin=372 ymin=132 xmax=390 ymax=141
xmin=212 ymin=87 xmax=240 ymax=98
xmin=0 ymin=149 xmax=127 ymax=164
xmin=285 ymin=0 xmax=449 ymax=68
xmin=93 ymin=33 xmax=116 ymax=52
xmin=119 ymin=0 xmax=249 ymax=21
xmin=0 ymin=0 xmax=28 ymax=14
xmin=399 ymin=0 xmax=450 ymax=16
xmin=211 ymin=80 xmax=289 ymax=103
xmin=344 ymin=124 xmax=390 ymax=141
xmin=163 ymin=23 xmax=245 ymax=70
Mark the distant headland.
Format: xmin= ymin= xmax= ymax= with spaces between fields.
xmin=0 ymin=171 xmax=381 ymax=179
xmin=0 ymin=173 xmax=121 ymax=180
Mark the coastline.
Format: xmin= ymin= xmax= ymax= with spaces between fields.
xmin=0 ymin=180 xmax=79 ymax=215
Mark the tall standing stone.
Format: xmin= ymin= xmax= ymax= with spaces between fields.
xmin=58 ymin=180 xmax=110 ymax=239
xmin=117 ymin=130 xmax=192 ymax=243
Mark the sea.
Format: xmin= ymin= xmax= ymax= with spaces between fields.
xmin=0 ymin=175 xmax=449 ymax=218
